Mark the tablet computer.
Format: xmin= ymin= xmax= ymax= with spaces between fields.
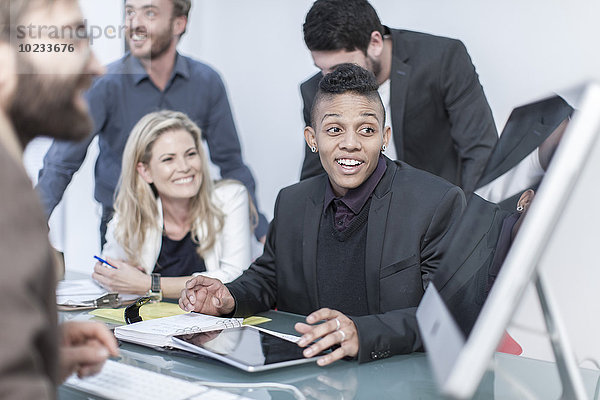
xmin=172 ymin=326 xmax=325 ymax=372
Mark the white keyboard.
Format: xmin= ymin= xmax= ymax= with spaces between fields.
xmin=65 ymin=360 xmax=248 ymax=400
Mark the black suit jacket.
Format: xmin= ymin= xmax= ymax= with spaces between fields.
xmin=300 ymin=28 xmax=497 ymax=195
xmin=227 ymin=158 xmax=465 ymax=362
xmin=432 ymin=195 xmax=511 ymax=336
xmin=475 ymin=95 xmax=573 ymax=210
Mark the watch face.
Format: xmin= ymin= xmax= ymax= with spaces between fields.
xmin=148 ymin=291 xmax=162 ymax=303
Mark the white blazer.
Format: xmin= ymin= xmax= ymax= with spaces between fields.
xmin=103 ymin=182 xmax=252 ymax=283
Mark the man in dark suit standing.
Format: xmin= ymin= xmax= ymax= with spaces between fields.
xmin=299 ymin=0 xmax=497 ymax=196
xmin=180 ymin=64 xmax=465 ymax=366
xmin=474 ymin=95 xmax=572 ymax=210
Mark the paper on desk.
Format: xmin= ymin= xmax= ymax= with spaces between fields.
xmin=56 ymin=279 xmax=106 ymax=306
xmin=57 ymin=279 xmax=138 ymax=306
xmin=252 ymin=326 xmax=301 ymax=343
xmin=91 ymin=302 xmax=187 ymax=324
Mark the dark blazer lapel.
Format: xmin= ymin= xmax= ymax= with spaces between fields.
xmin=390 ymin=30 xmax=411 ymax=160
xmin=478 ymin=96 xmax=573 ymax=188
xmin=302 ymin=177 xmax=326 ymax=310
xmin=478 ymin=119 xmax=547 ymax=186
xmin=364 ymin=159 xmax=396 ymax=314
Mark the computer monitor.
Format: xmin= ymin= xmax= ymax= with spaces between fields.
xmin=417 ymin=82 xmax=600 ymax=399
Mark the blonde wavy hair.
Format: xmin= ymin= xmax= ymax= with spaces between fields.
xmin=113 ymin=110 xmax=225 ymax=263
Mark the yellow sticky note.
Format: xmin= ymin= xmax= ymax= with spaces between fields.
xmin=90 ymin=302 xmax=187 ymax=324
xmin=242 ymin=316 xmax=272 ymax=326
xmin=90 ymin=307 xmax=125 ymax=324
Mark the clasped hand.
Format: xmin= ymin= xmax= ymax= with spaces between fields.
xmin=179 ymin=275 xmax=235 ymax=315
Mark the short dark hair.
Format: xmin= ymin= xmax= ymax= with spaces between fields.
xmin=171 ymin=0 xmax=191 ymax=36
xmin=303 ymin=0 xmax=384 ymax=54
xmin=123 ymin=0 xmax=191 ymax=18
xmin=311 ymin=63 xmax=385 ymax=127
xmin=122 ymin=0 xmax=191 ymax=31
xmin=172 ymin=0 xmax=191 ymax=19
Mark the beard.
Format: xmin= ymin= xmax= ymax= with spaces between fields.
xmin=129 ymin=20 xmax=174 ymax=61
xmin=150 ymin=25 xmax=174 ymax=59
xmin=366 ymin=55 xmax=382 ymax=83
xmin=8 ymin=55 xmax=94 ymax=145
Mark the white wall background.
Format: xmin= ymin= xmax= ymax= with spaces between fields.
xmin=23 ymin=1 xmax=600 ymax=362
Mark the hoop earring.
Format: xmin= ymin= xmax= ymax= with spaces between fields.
xmin=381 ymin=144 xmax=387 ymax=152
xmin=311 ymin=146 xmax=317 ymax=153
xmin=516 ymin=205 xmax=524 ymax=212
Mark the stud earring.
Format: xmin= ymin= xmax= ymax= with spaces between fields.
xmin=517 ymin=205 xmax=524 ymax=212
xmin=311 ymin=146 xmax=317 ymax=153
xmin=382 ymin=144 xmax=387 ymax=152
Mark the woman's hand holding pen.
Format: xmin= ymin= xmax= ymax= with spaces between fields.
xmin=92 ymin=256 xmax=149 ymax=295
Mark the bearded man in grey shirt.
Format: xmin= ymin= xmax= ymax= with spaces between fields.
xmin=36 ymin=0 xmax=268 ymax=247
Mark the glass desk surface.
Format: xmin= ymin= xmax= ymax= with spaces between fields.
xmin=58 ymin=308 xmax=600 ymax=400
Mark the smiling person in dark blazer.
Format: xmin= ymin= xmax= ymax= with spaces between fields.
xmin=299 ymin=0 xmax=497 ymax=196
xmin=180 ymin=64 xmax=465 ymax=366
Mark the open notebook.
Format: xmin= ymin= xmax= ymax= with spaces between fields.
xmin=114 ymin=313 xmax=242 ymax=349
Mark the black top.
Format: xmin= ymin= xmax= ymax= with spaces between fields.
xmin=154 ymin=231 xmax=206 ymax=277
xmin=316 ymin=198 xmax=371 ymax=316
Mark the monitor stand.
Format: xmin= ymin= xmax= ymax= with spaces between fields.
xmin=535 ymin=271 xmax=588 ymax=400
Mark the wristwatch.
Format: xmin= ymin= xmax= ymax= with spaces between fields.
xmin=148 ymin=272 xmax=162 ymax=302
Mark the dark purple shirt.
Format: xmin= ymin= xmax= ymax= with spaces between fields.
xmin=323 ymin=155 xmax=387 ymax=232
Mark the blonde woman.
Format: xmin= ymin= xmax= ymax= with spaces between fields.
xmin=93 ymin=111 xmax=253 ymax=299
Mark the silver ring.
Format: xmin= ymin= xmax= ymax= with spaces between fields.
xmin=334 ymin=317 xmax=341 ymax=331
xmin=338 ymin=329 xmax=346 ymax=342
